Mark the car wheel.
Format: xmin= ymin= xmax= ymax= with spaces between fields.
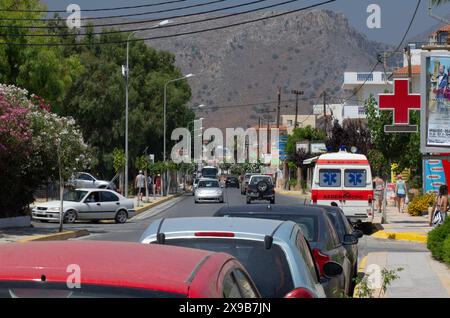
xmin=270 ymin=198 xmax=275 ymax=204
xmin=246 ymin=197 xmax=251 ymax=204
xmin=115 ymin=210 xmax=128 ymax=224
xmin=63 ymin=210 xmax=77 ymax=224
xmin=195 ymin=200 xmax=198 ymax=204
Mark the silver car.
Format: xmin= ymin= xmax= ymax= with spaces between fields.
xmin=194 ymin=178 xmax=224 ymax=203
xmin=68 ymin=172 xmax=116 ymax=190
xmin=140 ymin=217 xmax=344 ymax=298
xmin=31 ymin=189 xmax=135 ymax=224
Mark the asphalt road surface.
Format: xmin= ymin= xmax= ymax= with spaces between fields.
xmin=32 ymin=188 xmax=428 ymax=262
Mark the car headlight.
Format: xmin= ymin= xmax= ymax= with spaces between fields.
xmin=47 ymin=207 xmax=61 ymax=212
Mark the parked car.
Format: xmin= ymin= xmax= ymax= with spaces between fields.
xmin=225 ymin=176 xmax=240 ymax=188
xmin=214 ymin=205 xmax=358 ymax=297
xmin=314 ymin=204 xmax=363 ymax=291
xmin=140 ymin=217 xmax=345 ymax=298
xmin=246 ymin=175 xmax=275 ymax=204
xmin=194 ymin=178 xmax=224 ymax=204
xmin=31 ymin=188 xmax=135 ymax=224
xmin=240 ymin=173 xmax=255 ymax=195
xmin=0 ymin=241 xmax=260 ymax=298
xmin=68 ymin=172 xmax=116 ymax=190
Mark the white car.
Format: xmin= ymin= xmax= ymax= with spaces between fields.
xmin=194 ymin=178 xmax=224 ymax=203
xmin=68 ymin=172 xmax=116 ymax=190
xmin=31 ymin=189 xmax=135 ymax=224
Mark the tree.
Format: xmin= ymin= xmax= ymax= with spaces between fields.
xmin=365 ymin=94 xmax=421 ymax=180
xmin=0 ymin=84 xmax=90 ymax=218
xmin=60 ymin=30 xmax=195 ymax=178
xmin=326 ymin=119 xmax=372 ymax=156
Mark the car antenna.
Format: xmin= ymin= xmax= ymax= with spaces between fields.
xmin=156 ymin=218 xmax=166 ymax=244
xmin=264 ymin=221 xmax=285 ymax=249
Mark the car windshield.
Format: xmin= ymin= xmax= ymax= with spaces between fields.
xmin=0 ymin=282 xmax=185 ymax=298
xmin=63 ymin=190 xmax=88 ymax=202
xmin=164 ymin=238 xmax=294 ymax=298
xmin=198 ymin=180 xmax=220 ymax=188
xmin=250 ymin=177 xmax=272 ymax=185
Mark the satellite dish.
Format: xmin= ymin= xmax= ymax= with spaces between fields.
xmin=351 ymin=146 xmax=357 ymax=153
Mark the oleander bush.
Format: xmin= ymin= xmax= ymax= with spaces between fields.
xmin=407 ymin=193 xmax=436 ymax=216
xmin=427 ymin=218 xmax=450 ymax=264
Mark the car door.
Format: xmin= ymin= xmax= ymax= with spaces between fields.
xmin=81 ymin=191 xmax=102 ymax=219
xmin=99 ymin=191 xmax=121 ymax=219
xmin=323 ymin=216 xmax=351 ymax=294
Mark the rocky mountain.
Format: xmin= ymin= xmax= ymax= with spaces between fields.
xmin=110 ymin=9 xmax=396 ymax=129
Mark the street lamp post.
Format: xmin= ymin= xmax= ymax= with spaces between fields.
xmin=162 ymin=73 xmax=195 ymax=196
xmin=123 ymin=20 xmax=170 ymax=198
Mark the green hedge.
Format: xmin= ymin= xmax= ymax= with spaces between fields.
xmin=427 ymin=217 xmax=450 ymax=264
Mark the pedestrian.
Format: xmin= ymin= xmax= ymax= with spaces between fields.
xmin=155 ymin=174 xmax=161 ymax=195
xmin=135 ymin=170 xmax=146 ymax=203
xmin=147 ymin=175 xmax=153 ymax=194
xmin=395 ymin=175 xmax=408 ymax=213
xmin=430 ymin=185 xmax=449 ymax=227
xmin=373 ymin=175 xmax=384 ymax=213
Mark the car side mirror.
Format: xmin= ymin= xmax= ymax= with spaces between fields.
xmin=323 ymin=261 xmax=343 ymax=278
xmin=342 ymin=233 xmax=358 ymax=245
xmin=352 ymin=229 xmax=363 ymax=238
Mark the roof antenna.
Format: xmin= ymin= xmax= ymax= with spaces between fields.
xmin=156 ymin=218 xmax=166 ymax=244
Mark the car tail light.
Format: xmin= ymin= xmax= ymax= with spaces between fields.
xmin=194 ymin=232 xmax=235 ymax=237
xmin=312 ymin=248 xmax=331 ymax=277
xmin=368 ymin=194 xmax=373 ymax=204
xmin=284 ymin=287 xmax=316 ymax=298
xmin=312 ymin=193 xmax=318 ymax=204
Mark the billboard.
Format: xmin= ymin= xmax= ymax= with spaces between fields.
xmin=424 ymin=159 xmax=450 ymax=194
xmin=421 ymin=52 xmax=450 ymax=153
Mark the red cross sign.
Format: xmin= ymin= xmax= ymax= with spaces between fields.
xmin=378 ymin=79 xmax=421 ymax=125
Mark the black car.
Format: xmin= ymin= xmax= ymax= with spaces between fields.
xmin=314 ymin=205 xmax=363 ymax=292
xmin=225 ymin=176 xmax=239 ymax=188
xmin=246 ymin=175 xmax=275 ymax=204
xmin=214 ymin=204 xmax=359 ymax=297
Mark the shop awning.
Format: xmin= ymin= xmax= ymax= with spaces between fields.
xmin=303 ymin=156 xmax=319 ymax=165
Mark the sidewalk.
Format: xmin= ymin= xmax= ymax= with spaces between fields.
xmin=359 ymin=252 xmax=450 ymax=298
xmin=275 ymin=188 xmax=310 ymax=200
xmin=372 ymin=204 xmax=431 ymax=243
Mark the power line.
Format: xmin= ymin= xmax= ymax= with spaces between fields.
xmin=1 ymin=0 xmax=297 ymax=38
xmin=0 ymin=0 xmax=336 ymax=46
xmin=341 ymin=0 xmax=421 ymax=104
xmin=0 ymin=0 xmax=187 ymax=13
xmin=0 ymin=0 xmax=228 ymax=22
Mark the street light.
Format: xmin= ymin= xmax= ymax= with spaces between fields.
xmin=162 ymin=73 xmax=196 ymax=195
xmin=123 ymin=20 xmax=171 ymax=197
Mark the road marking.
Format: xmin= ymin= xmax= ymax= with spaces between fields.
xmin=132 ymin=196 xmax=187 ymax=220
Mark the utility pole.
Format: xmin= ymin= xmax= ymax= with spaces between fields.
xmin=405 ymin=45 xmax=412 ymax=93
xmin=276 ymin=87 xmax=281 ymax=128
xmin=291 ymin=90 xmax=304 ymax=128
xmin=323 ymin=91 xmax=327 ymax=136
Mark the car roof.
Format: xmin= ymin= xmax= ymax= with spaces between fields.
xmin=198 ymin=178 xmax=219 ymax=181
xmin=0 ymin=241 xmax=229 ymax=294
xmin=215 ymin=204 xmax=328 ymax=216
xmin=141 ymin=217 xmax=296 ymax=242
xmin=74 ymin=188 xmax=119 ymax=193
xmin=249 ymin=175 xmax=271 ymax=178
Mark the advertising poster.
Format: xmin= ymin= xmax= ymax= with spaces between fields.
xmin=425 ymin=55 xmax=450 ymax=148
xmin=424 ymin=159 xmax=450 ymax=194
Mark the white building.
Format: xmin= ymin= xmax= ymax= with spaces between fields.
xmin=280 ymin=114 xmax=317 ymax=135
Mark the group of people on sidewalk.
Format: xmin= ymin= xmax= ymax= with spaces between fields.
xmin=373 ymin=175 xmax=448 ymax=227
xmin=134 ymin=171 xmax=162 ymax=202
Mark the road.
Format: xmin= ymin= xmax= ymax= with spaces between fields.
xmin=33 ymin=188 xmax=429 ymax=262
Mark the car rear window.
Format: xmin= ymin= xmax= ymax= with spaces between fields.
xmin=249 ymin=177 xmax=272 ymax=185
xmin=344 ymin=169 xmax=367 ymax=187
xmin=319 ymin=169 xmax=341 ymax=187
xmin=166 ymin=238 xmax=294 ymax=298
xmin=0 ymin=282 xmax=185 ymax=298
xmin=198 ymin=180 xmax=220 ymax=188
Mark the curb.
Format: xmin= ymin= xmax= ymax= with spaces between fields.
xmin=353 ymin=255 xmax=368 ymax=298
xmin=371 ymin=230 xmax=427 ymax=243
xmin=135 ymin=193 xmax=183 ymax=215
xmin=19 ymin=229 xmax=90 ymax=243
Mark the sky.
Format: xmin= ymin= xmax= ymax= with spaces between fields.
xmin=43 ymin=0 xmax=450 ymax=45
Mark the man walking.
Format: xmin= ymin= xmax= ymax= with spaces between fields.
xmin=373 ymin=175 xmax=384 ymax=213
xmin=135 ymin=170 xmax=146 ymax=205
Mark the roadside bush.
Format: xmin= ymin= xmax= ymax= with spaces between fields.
xmin=407 ymin=193 xmax=435 ymax=216
xmin=427 ymin=218 xmax=450 ymax=264
xmin=288 ymin=179 xmax=298 ymax=189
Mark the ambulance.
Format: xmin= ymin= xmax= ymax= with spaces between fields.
xmin=311 ymin=150 xmax=374 ymax=225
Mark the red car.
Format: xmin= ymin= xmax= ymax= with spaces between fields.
xmin=0 ymin=241 xmax=260 ymax=298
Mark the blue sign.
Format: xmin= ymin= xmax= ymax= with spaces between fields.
xmin=278 ymin=136 xmax=289 ymax=161
xmin=424 ymin=159 xmax=446 ymax=194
